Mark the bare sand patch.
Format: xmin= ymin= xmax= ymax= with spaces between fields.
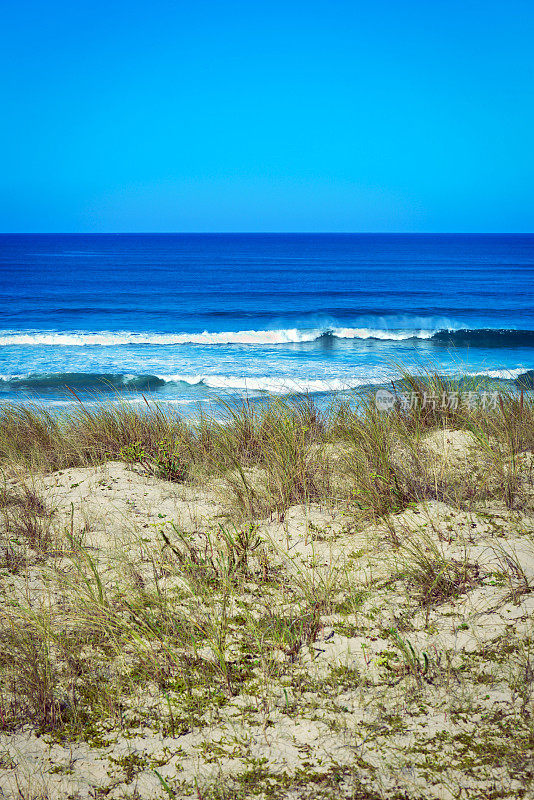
xmin=1 ymin=424 xmax=533 ymax=799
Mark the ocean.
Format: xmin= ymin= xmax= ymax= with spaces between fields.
xmin=0 ymin=233 xmax=533 ymax=415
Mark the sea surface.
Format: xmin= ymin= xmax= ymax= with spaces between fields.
xmin=0 ymin=233 xmax=533 ymax=415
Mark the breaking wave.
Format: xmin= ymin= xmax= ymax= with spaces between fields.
xmin=0 ymin=328 xmax=431 ymax=346
xmin=0 ymin=326 xmax=533 ymax=348
xmin=0 ymin=372 xmax=377 ymax=395
xmin=157 ymin=375 xmax=364 ymax=393
xmin=0 ymin=373 xmax=167 ymax=392
xmin=1 ymin=369 xmax=531 ymax=397
xmin=2 ymin=367 xmax=533 ymax=402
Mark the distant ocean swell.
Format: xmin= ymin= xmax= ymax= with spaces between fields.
xmin=2 ymin=327 xmax=534 ymax=347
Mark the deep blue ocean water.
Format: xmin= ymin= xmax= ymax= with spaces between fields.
xmin=0 ymin=233 xmax=533 ymax=414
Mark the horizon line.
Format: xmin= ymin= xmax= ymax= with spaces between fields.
xmin=1 ymin=231 xmax=534 ymax=236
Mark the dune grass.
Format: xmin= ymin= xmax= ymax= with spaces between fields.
xmin=0 ymin=374 xmax=533 ymax=798
xmin=1 ymin=372 xmax=533 ymax=518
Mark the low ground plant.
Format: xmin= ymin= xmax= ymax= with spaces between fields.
xmin=0 ymin=370 xmax=533 ymax=797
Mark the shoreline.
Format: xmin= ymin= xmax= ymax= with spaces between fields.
xmin=0 ymin=369 xmax=532 ymax=417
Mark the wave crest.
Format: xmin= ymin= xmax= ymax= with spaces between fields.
xmin=0 ymin=327 xmax=533 ymax=348
xmin=1 ymin=368 xmax=530 ymax=397
xmin=0 ymin=372 xmax=369 ymax=395
xmin=0 ymin=326 xmax=440 ymax=347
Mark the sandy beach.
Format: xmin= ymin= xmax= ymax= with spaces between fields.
xmin=0 ymin=389 xmax=533 ymax=799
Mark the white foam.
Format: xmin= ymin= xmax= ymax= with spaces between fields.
xmin=469 ymin=368 xmax=527 ymax=379
xmin=0 ymin=329 xmax=319 ymax=346
xmin=0 ymin=326 xmax=442 ymax=347
xmin=331 ymin=327 xmax=434 ymax=341
xmin=157 ymin=374 xmax=373 ymax=393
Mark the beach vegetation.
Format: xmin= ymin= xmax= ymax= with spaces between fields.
xmin=0 ymin=373 xmax=533 ymax=797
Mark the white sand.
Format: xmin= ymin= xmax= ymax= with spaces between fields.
xmin=1 ymin=432 xmax=533 ymax=799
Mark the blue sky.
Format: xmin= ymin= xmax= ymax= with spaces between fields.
xmin=1 ymin=0 xmax=533 ymax=232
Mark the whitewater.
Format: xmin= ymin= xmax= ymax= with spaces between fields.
xmin=0 ymin=233 xmax=532 ymax=412
xmin=0 ymin=326 xmax=439 ymax=346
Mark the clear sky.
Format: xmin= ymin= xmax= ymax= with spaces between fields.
xmin=1 ymin=0 xmax=533 ymax=232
